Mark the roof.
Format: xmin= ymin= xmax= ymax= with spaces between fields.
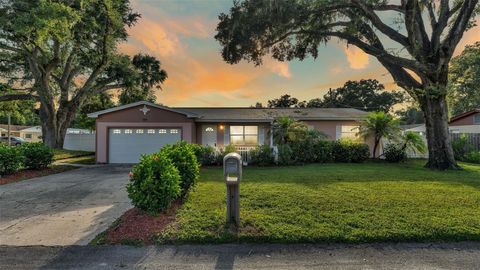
xmin=0 ymin=124 xmax=35 ymax=132
xmin=87 ymin=101 xmax=198 ymax=118
xmin=87 ymin=101 xmax=368 ymax=122
xmin=449 ymin=108 xmax=480 ymax=123
xmin=173 ymin=107 xmax=368 ymax=122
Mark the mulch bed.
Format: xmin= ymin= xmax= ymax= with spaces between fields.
xmin=0 ymin=165 xmax=77 ymax=185
xmin=100 ymin=199 xmax=183 ymax=245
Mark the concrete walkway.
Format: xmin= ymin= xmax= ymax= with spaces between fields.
xmin=0 ymin=165 xmax=132 ymax=246
xmin=1 ymin=243 xmax=479 ymax=269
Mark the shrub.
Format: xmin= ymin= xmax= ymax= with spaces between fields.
xmin=452 ymin=135 xmax=474 ymax=160
xmin=349 ymin=142 xmax=370 ymax=163
xmin=464 ymin=151 xmax=480 ymax=164
xmin=0 ymin=145 xmax=23 ymax=175
xmin=313 ymin=140 xmax=334 ymax=163
xmin=277 ymin=144 xmax=294 ymax=165
xmin=190 ymin=144 xmax=216 ymax=166
xmin=289 ymin=139 xmax=316 ymax=164
xmin=384 ymin=144 xmax=407 ymax=163
xmin=249 ymin=145 xmax=274 ymax=166
xmin=127 ymin=153 xmax=181 ymax=213
xmin=19 ymin=142 xmax=54 ymax=169
xmin=332 ymin=139 xmax=370 ymax=163
xmin=215 ymin=144 xmax=237 ymax=165
xmin=160 ymin=142 xmax=200 ymax=193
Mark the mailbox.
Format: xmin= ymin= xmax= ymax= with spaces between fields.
xmin=223 ymin=153 xmax=242 ymax=225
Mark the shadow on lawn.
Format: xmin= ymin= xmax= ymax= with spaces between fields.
xmin=201 ymin=161 xmax=480 ymax=190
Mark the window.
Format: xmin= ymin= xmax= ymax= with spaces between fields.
xmin=147 ymin=129 xmax=155 ymax=134
xmin=25 ymin=134 xmax=32 ymax=139
xmin=170 ymin=129 xmax=179 ymax=134
xmin=159 ymin=129 xmax=167 ymax=134
xmin=124 ymin=129 xmax=132 ymax=134
xmin=230 ymin=126 xmax=258 ymax=145
xmin=340 ymin=125 xmax=359 ymax=139
xmin=113 ymin=129 xmax=121 ymax=134
xmin=474 ymin=114 xmax=480 ymax=124
xmin=205 ymin=127 xmax=214 ymax=132
xmin=136 ymin=129 xmax=144 ymax=134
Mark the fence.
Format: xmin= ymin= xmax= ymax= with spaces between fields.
xmin=451 ymin=133 xmax=480 ymax=151
xmin=63 ymin=133 xmax=95 ymax=152
xmin=235 ymin=146 xmax=256 ymax=164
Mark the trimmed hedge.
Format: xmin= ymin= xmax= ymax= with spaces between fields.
xmin=127 ymin=153 xmax=181 ymax=213
xmin=19 ymin=142 xmax=54 ymax=169
xmin=190 ymin=144 xmax=216 ymax=166
xmin=249 ymin=145 xmax=274 ymax=166
xmin=0 ymin=145 xmax=23 ymax=175
xmin=160 ymin=142 xmax=200 ymax=194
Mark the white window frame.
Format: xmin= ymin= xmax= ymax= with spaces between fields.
xmin=340 ymin=125 xmax=359 ymax=139
xmin=230 ymin=125 xmax=258 ymax=145
xmin=474 ymin=114 xmax=480 ymax=124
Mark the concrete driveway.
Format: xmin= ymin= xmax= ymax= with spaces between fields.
xmin=0 ymin=165 xmax=132 ymax=246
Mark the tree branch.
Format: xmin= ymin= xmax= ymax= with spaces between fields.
xmin=0 ymin=94 xmax=39 ymax=102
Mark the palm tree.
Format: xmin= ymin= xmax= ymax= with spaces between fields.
xmin=272 ymin=117 xmax=309 ymax=145
xmin=358 ymin=112 xmax=400 ymax=158
xmin=401 ymin=131 xmax=427 ymax=155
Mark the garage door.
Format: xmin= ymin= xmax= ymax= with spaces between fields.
xmin=108 ymin=128 xmax=181 ymax=163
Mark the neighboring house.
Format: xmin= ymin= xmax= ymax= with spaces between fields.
xmin=0 ymin=124 xmax=42 ymax=142
xmin=88 ymin=101 xmax=372 ymax=164
xmin=0 ymin=125 xmax=94 ymax=148
xmin=403 ymin=108 xmax=480 ymax=157
xmin=403 ymin=108 xmax=480 ymax=135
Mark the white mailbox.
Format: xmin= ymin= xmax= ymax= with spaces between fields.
xmin=223 ymin=153 xmax=242 ymax=225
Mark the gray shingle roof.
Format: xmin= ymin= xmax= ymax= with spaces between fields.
xmin=174 ymin=107 xmax=368 ymax=122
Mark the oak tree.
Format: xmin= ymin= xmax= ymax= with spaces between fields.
xmin=215 ymin=0 xmax=479 ymax=169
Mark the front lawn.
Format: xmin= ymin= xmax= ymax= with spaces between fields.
xmin=157 ymin=160 xmax=480 ymax=243
xmin=53 ymin=149 xmax=94 ymax=161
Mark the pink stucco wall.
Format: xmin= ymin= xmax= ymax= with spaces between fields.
xmin=95 ymin=122 xmax=194 ymax=163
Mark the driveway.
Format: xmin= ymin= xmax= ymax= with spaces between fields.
xmin=0 ymin=165 xmax=132 ymax=246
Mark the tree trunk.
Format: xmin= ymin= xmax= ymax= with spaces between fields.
xmin=421 ymin=96 xmax=460 ymax=170
xmin=372 ymin=138 xmax=379 ymax=159
xmin=40 ymin=106 xmax=74 ymax=149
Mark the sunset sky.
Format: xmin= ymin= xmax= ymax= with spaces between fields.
xmin=119 ymin=0 xmax=480 ymax=107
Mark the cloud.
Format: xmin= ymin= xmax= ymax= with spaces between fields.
xmin=343 ymin=45 xmax=369 ymax=69
xmin=264 ymin=59 xmax=292 ymax=78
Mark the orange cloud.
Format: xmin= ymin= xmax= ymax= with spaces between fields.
xmin=343 ymin=45 xmax=369 ymax=69
xmin=454 ymin=18 xmax=480 ymax=55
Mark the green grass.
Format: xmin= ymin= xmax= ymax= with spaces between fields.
xmin=157 ymin=160 xmax=480 ymax=244
xmin=53 ymin=149 xmax=94 ymax=161
xmin=60 ymin=155 xmax=96 ymax=165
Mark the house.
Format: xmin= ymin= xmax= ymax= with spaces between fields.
xmin=402 ymin=108 xmax=480 ymax=157
xmin=88 ymin=101 xmax=372 ymax=164
xmin=403 ymin=108 xmax=480 ymax=135
xmin=0 ymin=125 xmax=42 ymax=142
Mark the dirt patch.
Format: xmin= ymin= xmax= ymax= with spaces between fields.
xmin=98 ymin=199 xmax=182 ymax=245
xmin=0 ymin=165 xmax=77 ymax=185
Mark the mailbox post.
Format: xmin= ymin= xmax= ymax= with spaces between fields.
xmin=223 ymin=153 xmax=242 ymax=225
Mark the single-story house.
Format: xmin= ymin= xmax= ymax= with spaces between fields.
xmin=402 ymin=108 xmax=480 ymax=157
xmin=0 ymin=125 xmax=42 ymax=142
xmin=88 ymin=101 xmax=373 ymax=164
xmin=403 ymin=108 xmax=480 ymax=135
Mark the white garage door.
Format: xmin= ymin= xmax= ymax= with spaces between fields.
xmin=108 ymin=128 xmax=181 ymax=163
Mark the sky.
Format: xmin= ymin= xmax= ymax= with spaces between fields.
xmin=119 ymin=0 xmax=480 ymax=107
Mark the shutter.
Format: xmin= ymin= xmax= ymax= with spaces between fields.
xmin=224 ymin=125 xmax=230 ymax=145
xmin=335 ymin=125 xmax=341 ymax=140
xmin=258 ymin=126 xmax=265 ymax=145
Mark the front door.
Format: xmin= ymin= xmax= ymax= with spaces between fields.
xmin=202 ymin=125 xmax=217 ymax=147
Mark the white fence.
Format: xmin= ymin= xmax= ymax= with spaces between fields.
xmin=63 ymin=133 xmax=95 ymax=152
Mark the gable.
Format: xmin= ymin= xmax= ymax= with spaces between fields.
xmin=97 ymin=104 xmax=194 ymax=123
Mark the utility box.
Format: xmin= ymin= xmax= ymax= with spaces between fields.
xmin=223 ymin=153 xmax=242 ymax=225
